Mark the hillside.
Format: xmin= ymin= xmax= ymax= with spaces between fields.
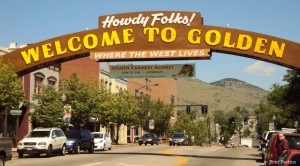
xmin=176 ymin=77 xmax=268 ymax=112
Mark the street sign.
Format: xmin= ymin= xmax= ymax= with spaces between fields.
xmin=63 ymin=105 xmax=72 ymax=123
xmin=149 ymin=119 xmax=155 ymax=129
xmin=10 ymin=110 xmax=22 ymax=116
xmin=269 ymin=123 xmax=275 ymax=130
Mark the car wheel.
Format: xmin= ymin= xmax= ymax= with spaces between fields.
xmin=88 ymin=144 xmax=94 ymax=154
xmin=151 ymin=143 xmax=154 ymax=146
xmin=75 ymin=145 xmax=80 ymax=154
xmin=18 ymin=152 xmax=24 ymax=158
xmin=60 ymin=145 xmax=66 ymax=156
xmin=46 ymin=145 xmax=52 ymax=157
xmin=139 ymin=143 xmax=142 ymax=146
xmin=0 ymin=155 xmax=5 ymax=166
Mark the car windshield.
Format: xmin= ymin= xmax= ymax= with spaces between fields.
xmin=286 ymin=136 xmax=300 ymax=150
xmin=267 ymin=132 xmax=277 ymax=140
xmin=92 ymin=133 xmax=104 ymax=139
xmin=65 ymin=130 xmax=81 ymax=138
xmin=172 ymin=134 xmax=184 ymax=138
xmin=27 ymin=131 xmax=50 ymax=138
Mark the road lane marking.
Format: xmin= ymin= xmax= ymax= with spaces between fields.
xmin=161 ymin=147 xmax=189 ymax=166
xmin=211 ymin=147 xmax=224 ymax=151
xmin=117 ymin=163 xmax=144 ymax=166
xmin=81 ymin=162 xmax=103 ymax=166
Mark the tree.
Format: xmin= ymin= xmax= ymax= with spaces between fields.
xmin=171 ymin=110 xmax=191 ymax=135
xmin=135 ymin=94 xmax=153 ymax=131
xmin=90 ymin=81 xmax=115 ymax=130
xmin=0 ymin=63 xmax=24 ymax=136
xmin=136 ymin=95 xmax=173 ymax=137
xmin=193 ymin=120 xmax=207 ymax=145
xmin=255 ymin=69 xmax=300 ymax=133
xmin=171 ymin=109 xmax=208 ymax=145
xmin=29 ymin=85 xmax=64 ymax=128
xmin=243 ymin=127 xmax=251 ymax=138
xmin=104 ymin=89 xmax=138 ymax=144
xmin=62 ymin=73 xmax=100 ymax=129
xmin=151 ymin=99 xmax=172 ymax=136
xmin=0 ymin=63 xmax=24 ymax=109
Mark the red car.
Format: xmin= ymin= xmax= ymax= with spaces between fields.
xmin=279 ymin=150 xmax=300 ymax=166
xmin=264 ymin=133 xmax=300 ymax=166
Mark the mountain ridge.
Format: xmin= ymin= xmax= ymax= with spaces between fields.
xmin=177 ymin=77 xmax=268 ymax=112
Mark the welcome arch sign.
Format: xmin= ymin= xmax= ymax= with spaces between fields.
xmin=1 ymin=11 xmax=300 ymax=76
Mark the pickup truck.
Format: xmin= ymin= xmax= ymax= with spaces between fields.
xmin=0 ymin=137 xmax=12 ymax=165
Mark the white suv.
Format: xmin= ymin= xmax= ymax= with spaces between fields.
xmin=91 ymin=132 xmax=112 ymax=151
xmin=17 ymin=127 xmax=67 ymax=158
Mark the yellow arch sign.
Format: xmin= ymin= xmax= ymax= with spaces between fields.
xmin=1 ymin=11 xmax=300 ymax=75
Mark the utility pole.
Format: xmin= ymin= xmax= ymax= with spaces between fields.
xmin=3 ymin=108 xmax=8 ymax=138
xmin=207 ymin=117 xmax=211 ymax=144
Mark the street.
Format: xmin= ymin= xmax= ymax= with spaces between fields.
xmin=6 ymin=144 xmax=263 ymax=166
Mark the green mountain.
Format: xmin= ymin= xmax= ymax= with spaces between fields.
xmin=176 ymin=77 xmax=268 ymax=112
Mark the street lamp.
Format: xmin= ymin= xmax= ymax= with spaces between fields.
xmin=273 ymin=115 xmax=276 ymax=130
xmin=135 ymin=83 xmax=159 ymax=97
xmin=61 ymin=93 xmax=66 ymax=102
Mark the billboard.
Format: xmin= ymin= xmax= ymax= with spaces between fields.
xmin=109 ymin=63 xmax=195 ymax=78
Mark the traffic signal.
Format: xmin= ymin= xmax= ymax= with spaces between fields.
xmin=201 ymin=105 xmax=208 ymax=114
xmin=244 ymin=118 xmax=248 ymax=125
xmin=229 ymin=117 xmax=235 ymax=124
xmin=186 ymin=105 xmax=191 ymax=114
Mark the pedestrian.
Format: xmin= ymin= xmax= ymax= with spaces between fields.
xmin=277 ymin=132 xmax=289 ymax=164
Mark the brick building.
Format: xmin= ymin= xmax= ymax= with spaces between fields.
xmin=60 ymin=57 xmax=99 ymax=82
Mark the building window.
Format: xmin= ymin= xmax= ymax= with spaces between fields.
xmin=48 ymin=64 xmax=61 ymax=72
xmin=109 ymin=82 xmax=112 ymax=91
xmin=47 ymin=76 xmax=57 ymax=86
xmin=34 ymin=73 xmax=45 ymax=94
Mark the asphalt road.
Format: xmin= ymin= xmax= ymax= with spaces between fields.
xmin=6 ymin=144 xmax=263 ymax=166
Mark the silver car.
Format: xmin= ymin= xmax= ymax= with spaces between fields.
xmin=169 ymin=133 xmax=188 ymax=146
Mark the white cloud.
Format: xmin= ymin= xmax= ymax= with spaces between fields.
xmin=243 ymin=61 xmax=276 ymax=76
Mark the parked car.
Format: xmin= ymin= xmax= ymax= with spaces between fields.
xmin=279 ymin=150 xmax=300 ymax=166
xmin=264 ymin=133 xmax=300 ymax=165
xmin=169 ymin=133 xmax=188 ymax=146
xmin=138 ymin=133 xmax=159 ymax=146
xmin=0 ymin=137 xmax=12 ymax=165
xmin=260 ymin=130 xmax=280 ymax=161
xmin=65 ymin=130 xmax=94 ymax=154
xmin=91 ymin=132 xmax=112 ymax=151
xmin=17 ymin=127 xmax=67 ymax=158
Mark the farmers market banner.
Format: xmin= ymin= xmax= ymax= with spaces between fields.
xmin=1 ymin=11 xmax=300 ymax=75
xmin=109 ymin=63 xmax=195 ymax=78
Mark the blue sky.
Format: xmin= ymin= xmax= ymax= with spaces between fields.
xmin=1 ymin=0 xmax=299 ymax=90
